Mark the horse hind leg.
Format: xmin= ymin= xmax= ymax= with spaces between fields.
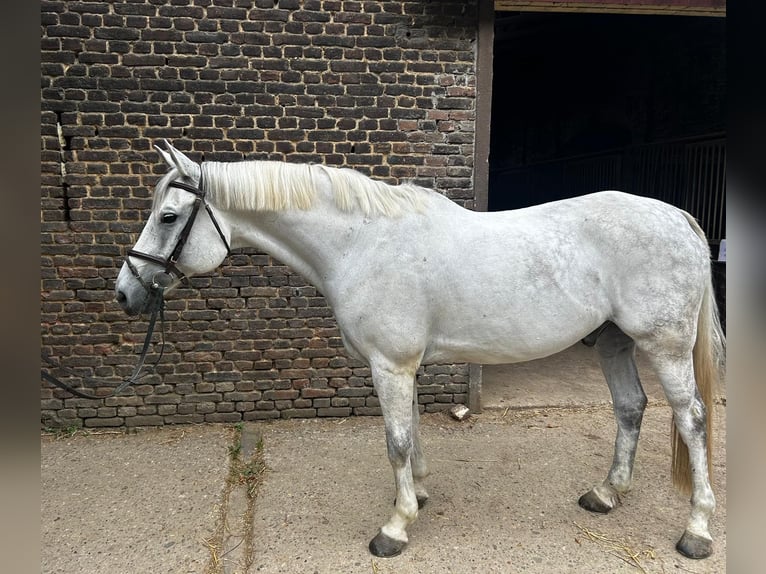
xmin=410 ymin=377 xmax=430 ymax=508
xmin=646 ymin=350 xmax=715 ymax=559
xmin=579 ymin=323 xmax=647 ymax=514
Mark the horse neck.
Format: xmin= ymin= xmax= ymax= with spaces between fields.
xmin=223 ymin=181 xmax=361 ymax=293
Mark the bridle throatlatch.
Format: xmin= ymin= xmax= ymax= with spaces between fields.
xmin=41 ymin=175 xmax=231 ymax=399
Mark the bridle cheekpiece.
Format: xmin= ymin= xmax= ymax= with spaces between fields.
xmin=125 ymin=173 xmax=231 ymax=292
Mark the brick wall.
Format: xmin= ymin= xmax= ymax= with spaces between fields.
xmin=41 ymin=0 xmax=479 ymax=428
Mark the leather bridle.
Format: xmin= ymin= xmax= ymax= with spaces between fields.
xmin=125 ymin=175 xmax=231 ymax=290
xmin=41 ymin=174 xmax=231 ymax=400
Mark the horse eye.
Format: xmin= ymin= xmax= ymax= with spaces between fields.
xmin=161 ymin=213 xmax=177 ymax=224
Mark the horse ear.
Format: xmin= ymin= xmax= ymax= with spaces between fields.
xmin=154 ymin=142 xmax=175 ymax=168
xmin=154 ymin=140 xmax=199 ymax=179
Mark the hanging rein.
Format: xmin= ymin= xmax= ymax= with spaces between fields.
xmin=41 ymin=176 xmax=230 ymax=400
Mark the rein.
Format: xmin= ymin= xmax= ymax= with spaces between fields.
xmin=41 ymin=285 xmax=167 ymax=400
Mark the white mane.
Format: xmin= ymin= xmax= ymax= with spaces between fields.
xmin=198 ymin=160 xmax=429 ymax=217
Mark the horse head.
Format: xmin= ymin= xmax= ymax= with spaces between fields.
xmin=115 ymin=141 xmax=231 ymax=315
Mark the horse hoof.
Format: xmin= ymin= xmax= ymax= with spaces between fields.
xmin=578 ymin=486 xmax=619 ymax=514
xmin=369 ymin=531 xmax=407 ymax=557
xmin=676 ymin=531 xmax=713 ymax=559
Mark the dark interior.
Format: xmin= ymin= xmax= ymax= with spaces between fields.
xmin=488 ymin=12 xmax=726 ymax=325
xmin=488 ymin=12 xmax=725 ymax=236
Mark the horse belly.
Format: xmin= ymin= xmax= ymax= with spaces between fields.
xmin=423 ymin=274 xmax=608 ymax=365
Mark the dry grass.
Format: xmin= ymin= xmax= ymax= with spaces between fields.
xmin=574 ymin=522 xmax=661 ymax=574
xmin=204 ymin=424 xmax=269 ymax=574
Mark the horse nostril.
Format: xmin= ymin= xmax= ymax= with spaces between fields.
xmin=116 ymin=290 xmax=127 ymax=304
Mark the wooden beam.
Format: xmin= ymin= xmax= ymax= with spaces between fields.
xmin=494 ymin=1 xmax=726 ymax=17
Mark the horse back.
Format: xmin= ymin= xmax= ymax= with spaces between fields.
xmin=331 ymin=190 xmax=709 ymax=365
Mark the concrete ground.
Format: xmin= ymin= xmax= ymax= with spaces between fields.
xmin=41 ymin=344 xmax=726 ymax=573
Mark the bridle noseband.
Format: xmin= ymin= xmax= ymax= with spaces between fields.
xmin=126 ymin=175 xmax=231 ymax=290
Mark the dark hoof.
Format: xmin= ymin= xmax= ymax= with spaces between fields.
xmin=676 ymin=531 xmax=713 ymax=559
xmin=578 ymin=490 xmax=614 ymax=514
xmin=369 ymin=531 xmax=407 ymax=557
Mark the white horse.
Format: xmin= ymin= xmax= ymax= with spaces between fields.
xmin=116 ymin=142 xmax=724 ymax=559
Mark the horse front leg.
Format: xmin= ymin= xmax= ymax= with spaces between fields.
xmin=368 ymin=360 xmax=420 ymax=558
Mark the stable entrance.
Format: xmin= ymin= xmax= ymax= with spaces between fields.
xmin=470 ymin=2 xmax=726 ymax=411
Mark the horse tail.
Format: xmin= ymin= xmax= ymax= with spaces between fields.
xmin=671 ymin=212 xmax=725 ymax=494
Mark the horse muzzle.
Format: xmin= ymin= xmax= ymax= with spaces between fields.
xmin=116 ymin=262 xmax=172 ymax=316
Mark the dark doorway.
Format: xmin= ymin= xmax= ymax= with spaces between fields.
xmin=479 ymin=12 xmax=726 ymax=411
xmin=488 ymin=12 xmax=726 ymax=243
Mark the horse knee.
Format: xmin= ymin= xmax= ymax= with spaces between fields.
xmin=386 ymin=430 xmax=413 ymax=466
